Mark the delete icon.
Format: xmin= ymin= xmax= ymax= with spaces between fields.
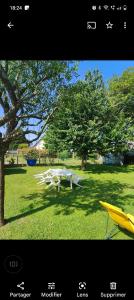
xmin=24 ymin=5 xmax=30 ymax=10
xmin=87 ymin=21 xmax=96 ymax=29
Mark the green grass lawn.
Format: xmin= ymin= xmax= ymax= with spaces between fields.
xmin=0 ymin=160 xmax=134 ymax=239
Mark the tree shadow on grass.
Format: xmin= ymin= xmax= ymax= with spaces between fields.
xmin=5 ymin=167 xmax=27 ymax=175
xmin=66 ymin=164 xmax=134 ymax=174
xmin=7 ymin=177 xmax=134 ymax=226
xmin=33 ymin=163 xmax=65 ymax=167
xmin=7 ymin=202 xmax=48 ymax=223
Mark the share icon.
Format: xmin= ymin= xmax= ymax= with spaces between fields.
xmin=17 ymin=282 xmax=25 ymax=291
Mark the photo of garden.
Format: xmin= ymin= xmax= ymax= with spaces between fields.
xmin=0 ymin=60 xmax=134 ymax=239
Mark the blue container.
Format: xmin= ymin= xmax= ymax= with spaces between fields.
xmin=27 ymin=159 xmax=37 ymax=166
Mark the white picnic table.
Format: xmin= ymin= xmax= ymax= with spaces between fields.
xmin=34 ymin=168 xmax=82 ymax=191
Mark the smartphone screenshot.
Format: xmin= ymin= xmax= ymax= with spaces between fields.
xmin=0 ymin=1 xmax=134 ymax=299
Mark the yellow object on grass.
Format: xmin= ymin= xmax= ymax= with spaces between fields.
xmin=100 ymin=201 xmax=134 ymax=234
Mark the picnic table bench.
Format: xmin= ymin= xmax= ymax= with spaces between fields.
xmin=34 ymin=168 xmax=83 ymax=191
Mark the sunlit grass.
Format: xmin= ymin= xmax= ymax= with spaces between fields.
xmin=0 ymin=162 xmax=134 ymax=239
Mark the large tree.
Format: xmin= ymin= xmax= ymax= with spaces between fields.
xmin=45 ymin=70 xmax=109 ymax=169
xmin=45 ymin=69 xmax=133 ymax=169
xmin=106 ymin=67 xmax=134 ymax=153
xmin=0 ymin=60 xmax=76 ymax=226
xmin=108 ymin=67 xmax=134 ymax=120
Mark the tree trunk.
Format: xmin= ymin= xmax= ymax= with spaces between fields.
xmin=81 ymin=154 xmax=87 ymax=170
xmin=0 ymin=153 xmax=5 ymax=226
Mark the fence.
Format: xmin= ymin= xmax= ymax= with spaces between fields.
xmin=4 ymin=150 xmax=58 ymax=166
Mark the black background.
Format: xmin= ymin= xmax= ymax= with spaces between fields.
xmin=0 ymin=241 xmax=133 ymax=299
xmin=0 ymin=0 xmax=133 ymax=58
xmin=0 ymin=0 xmax=134 ymax=298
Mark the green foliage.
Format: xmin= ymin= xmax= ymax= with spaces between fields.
xmin=18 ymin=143 xmax=29 ymax=149
xmin=8 ymin=142 xmax=19 ymax=150
xmin=8 ymin=157 xmax=15 ymax=166
xmin=24 ymin=148 xmax=39 ymax=160
xmin=8 ymin=134 xmax=28 ymax=150
xmin=45 ymin=68 xmax=134 ymax=169
xmin=38 ymin=149 xmax=48 ymax=157
xmin=105 ymin=67 xmax=134 ymax=154
xmin=45 ymin=70 xmax=109 ymax=168
xmin=0 ymin=61 xmax=77 ymax=148
xmin=58 ymin=150 xmax=70 ymax=161
xmin=108 ymin=67 xmax=134 ymax=120
xmin=45 ymin=130 xmax=59 ymax=154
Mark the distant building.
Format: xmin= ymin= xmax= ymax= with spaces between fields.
xmin=34 ymin=139 xmax=45 ymax=150
xmin=102 ymin=141 xmax=134 ymax=165
xmin=103 ymin=153 xmax=124 ymax=166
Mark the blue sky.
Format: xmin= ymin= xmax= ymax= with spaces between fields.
xmin=77 ymin=60 xmax=134 ymax=83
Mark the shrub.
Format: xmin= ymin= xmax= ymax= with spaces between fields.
xmin=8 ymin=157 xmax=15 ymax=166
xmin=38 ymin=149 xmax=48 ymax=157
xmin=58 ymin=150 xmax=70 ymax=161
xmin=24 ymin=148 xmax=39 ymax=160
xmin=18 ymin=143 xmax=29 ymax=149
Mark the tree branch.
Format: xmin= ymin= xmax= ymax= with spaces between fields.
xmin=0 ymin=64 xmax=18 ymax=106
xmin=0 ymin=97 xmax=5 ymax=110
xmin=20 ymin=72 xmax=58 ymax=99
xmin=23 ymin=120 xmax=43 ymax=127
xmin=0 ymin=103 xmax=20 ymax=126
xmin=23 ymin=127 xmax=45 ymax=143
xmin=17 ymin=109 xmax=48 ymax=120
xmin=5 ymin=61 xmax=8 ymax=74
xmin=3 ymin=129 xmax=23 ymax=143
xmin=2 ymin=105 xmax=57 ymax=143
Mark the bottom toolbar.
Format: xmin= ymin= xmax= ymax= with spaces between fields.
xmin=3 ymin=279 xmax=130 ymax=299
xmin=0 ymin=243 xmax=133 ymax=300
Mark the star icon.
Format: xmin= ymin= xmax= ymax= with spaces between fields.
xmin=106 ymin=21 xmax=114 ymax=29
